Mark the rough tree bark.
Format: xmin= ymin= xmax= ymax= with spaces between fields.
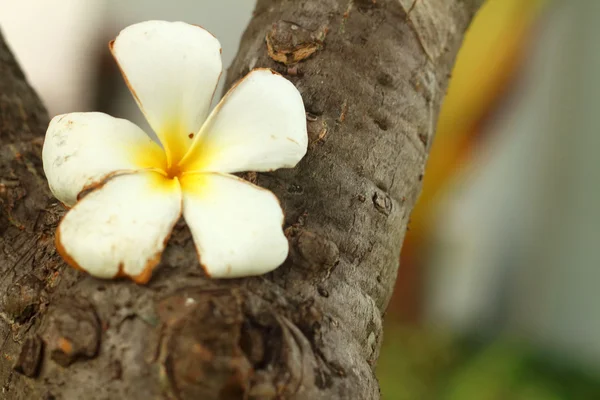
xmin=0 ymin=0 xmax=482 ymax=399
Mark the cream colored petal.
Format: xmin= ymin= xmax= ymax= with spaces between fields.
xmin=110 ymin=20 xmax=222 ymax=165
xmin=56 ymin=172 xmax=181 ymax=284
xmin=180 ymin=69 xmax=307 ymax=174
xmin=42 ymin=112 xmax=166 ymax=207
xmin=181 ymin=172 xmax=288 ymax=278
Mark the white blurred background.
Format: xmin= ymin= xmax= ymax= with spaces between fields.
xmin=0 ymin=0 xmax=255 ymax=118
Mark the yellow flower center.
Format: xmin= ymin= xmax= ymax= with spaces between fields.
xmin=133 ymin=119 xmax=218 ymax=186
xmin=165 ymin=163 xmax=183 ymax=180
xmin=150 ymin=120 xmax=197 ymax=180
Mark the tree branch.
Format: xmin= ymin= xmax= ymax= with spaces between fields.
xmin=0 ymin=0 xmax=481 ymax=398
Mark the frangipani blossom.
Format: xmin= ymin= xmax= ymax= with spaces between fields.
xmin=42 ymin=21 xmax=307 ymax=284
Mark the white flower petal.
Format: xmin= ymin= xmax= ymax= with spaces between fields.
xmin=56 ymin=172 xmax=181 ymax=284
xmin=181 ymin=172 xmax=288 ymax=278
xmin=42 ymin=112 xmax=166 ymax=207
xmin=110 ymin=21 xmax=222 ymax=165
xmin=180 ymin=69 xmax=307 ymax=174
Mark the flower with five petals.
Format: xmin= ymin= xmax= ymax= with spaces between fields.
xmin=42 ymin=21 xmax=307 ymax=283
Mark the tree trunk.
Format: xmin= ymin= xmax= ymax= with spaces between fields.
xmin=0 ymin=0 xmax=482 ymax=399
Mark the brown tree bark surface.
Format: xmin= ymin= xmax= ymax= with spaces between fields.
xmin=0 ymin=1 xmax=481 ymax=399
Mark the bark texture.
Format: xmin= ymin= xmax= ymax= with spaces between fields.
xmin=0 ymin=0 xmax=481 ymax=399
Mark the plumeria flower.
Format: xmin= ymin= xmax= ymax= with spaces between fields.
xmin=42 ymin=21 xmax=307 ymax=284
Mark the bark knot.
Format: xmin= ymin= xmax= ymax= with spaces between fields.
xmin=157 ymin=290 xmax=251 ymax=400
xmin=372 ymin=191 xmax=393 ymax=216
xmin=266 ymin=21 xmax=325 ymax=65
xmin=41 ymin=296 xmax=100 ymax=367
xmin=286 ymin=228 xmax=340 ymax=272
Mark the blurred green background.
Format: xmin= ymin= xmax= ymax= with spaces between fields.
xmin=378 ymin=326 xmax=600 ymax=399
